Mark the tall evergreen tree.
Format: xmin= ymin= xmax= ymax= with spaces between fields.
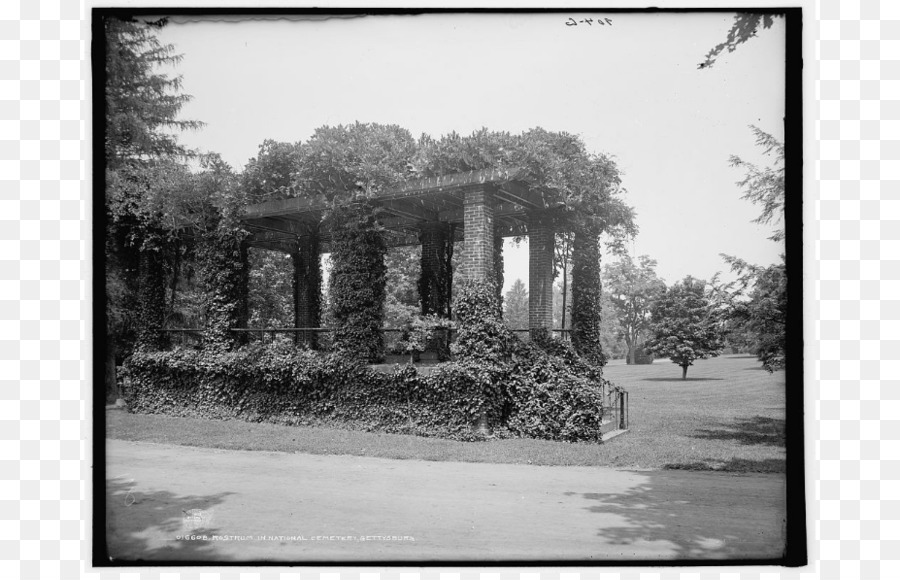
xmin=104 ymin=16 xmax=201 ymax=397
xmin=503 ymin=279 xmax=529 ymax=330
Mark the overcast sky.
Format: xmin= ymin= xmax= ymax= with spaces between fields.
xmin=156 ymin=12 xmax=786 ymax=291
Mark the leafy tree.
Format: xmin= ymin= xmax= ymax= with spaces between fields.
xmin=383 ymin=245 xmax=421 ymax=328
xmin=603 ymin=254 xmax=666 ymax=364
xmin=719 ymin=255 xmax=786 ymax=372
xmin=730 ymin=126 xmax=785 ymax=242
xmin=294 ymin=122 xmax=417 ymax=202
xmin=718 ymin=124 xmax=787 ymax=372
xmin=744 ymin=262 xmax=786 ymax=372
xmin=241 ymin=139 xmax=303 ymax=201
xmin=699 ymin=13 xmax=781 ymax=69
xmin=597 ymin=291 xmax=628 ymax=360
xmin=247 ymin=248 xmax=294 ymax=328
xmin=645 ymin=276 xmax=725 ymax=379
xmin=553 ymin=232 xmax=574 ymax=329
xmin=503 ymin=279 xmax=529 ymax=329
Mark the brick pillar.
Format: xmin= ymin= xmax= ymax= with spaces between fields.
xmin=419 ymin=222 xmax=451 ymax=317
xmin=292 ymin=233 xmax=321 ymax=348
xmin=462 ymin=186 xmax=495 ymax=282
xmin=528 ymin=216 xmax=554 ymax=330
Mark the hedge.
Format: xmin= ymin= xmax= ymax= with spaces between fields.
xmin=124 ymin=338 xmax=612 ymax=442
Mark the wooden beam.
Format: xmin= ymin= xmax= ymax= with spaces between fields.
xmin=495 ymin=181 xmax=545 ymax=209
xmin=377 ymin=199 xmax=439 ymax=222
xmin=242 ymin=195 xmax=327 ymax=219
xmin=383 ymin=166 xmax=527 ymax=198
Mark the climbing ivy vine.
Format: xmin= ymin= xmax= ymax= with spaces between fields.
xmin=327 ymin=202 xmax=388 ymax=362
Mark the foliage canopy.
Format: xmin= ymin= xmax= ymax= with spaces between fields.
xmin=603 ymin=254 xmax=667 ymax=364
xmin=646 ymin=276 xmax=725 ymax=379
xmin=729 ymin=126 xmax=785 ymax=242
xmin=699 ymin=13 xmax=781 ymax=70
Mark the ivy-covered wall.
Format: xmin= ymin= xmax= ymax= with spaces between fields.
xmin=328 ymin=203 xmax=387 ymax=362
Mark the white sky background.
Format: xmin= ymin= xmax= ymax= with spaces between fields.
xmin=156 ymin=12 xmax=786 ymax=291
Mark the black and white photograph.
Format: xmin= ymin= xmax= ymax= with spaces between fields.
xmin=95 ymin=8 xmax=803 ymax=565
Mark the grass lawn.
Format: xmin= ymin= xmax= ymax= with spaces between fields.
xmin=106 ymin=354 xmax=786 ymax=473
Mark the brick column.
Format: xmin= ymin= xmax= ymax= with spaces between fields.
xmin=462 ymin=186 xmax=495 ymax=282
xmin=292 ymin=233 xmax=321 ymax=347
xmin=419 ymin=222 xmax=451 ymax=317
xmin=528 ymin=216 xmax=554 ymax=330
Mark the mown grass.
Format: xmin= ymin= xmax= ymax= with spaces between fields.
xmin=106 ymin=354 xmax=786 ymax=472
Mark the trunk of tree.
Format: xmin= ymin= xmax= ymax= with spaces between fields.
xmin=682 ymin=365 xmax=688 ymax=380
xmin=628 ymin=341 xmax=636 ymax=365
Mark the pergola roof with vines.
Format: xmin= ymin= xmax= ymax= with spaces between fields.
xmin=241 ymin=166 xmax=560 ymax=253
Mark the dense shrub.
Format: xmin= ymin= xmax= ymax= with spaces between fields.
xmin=631 ymin=346 xmax=655 ymax=365
xmin=125 ymin=337 xmax=613 ymax=442
xmin=126 ymin=344 xmax=502 ymax=440
xmin=451 ymin=279 xmax=514 ymax=362
xmin=126 ymin=270 xmax=616 ymax=444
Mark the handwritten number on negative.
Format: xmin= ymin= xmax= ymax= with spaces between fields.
xmin=566 ymin=17 xmax=613 ymax=27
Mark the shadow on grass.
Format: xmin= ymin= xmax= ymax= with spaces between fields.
xmin=692 ymin=416 xmax=785 ymax=447
xmin=106 ymin=476 xmax=234 ymax=562
xmin=566 ymin=469 xmax=786 ymax=559
xmin=663 ymin=457 xmax=785 ymax=473
xmin=641 ymin=377 xmax=724 ymax=382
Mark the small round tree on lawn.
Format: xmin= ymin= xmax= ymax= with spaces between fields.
xmin=645 ymin=276 xmax=724 ymax=379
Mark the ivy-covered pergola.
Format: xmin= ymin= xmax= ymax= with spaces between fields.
xmin=244 ymin=167 xmax=549 ymax=320
xmin=207 ymin=165 xmax=599 ymax=358
xmin=134 ymin=126 xmax=633 ymax=368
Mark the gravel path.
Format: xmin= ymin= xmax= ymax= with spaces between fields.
xmin=105 ymin=439 xmax=786 ymax=563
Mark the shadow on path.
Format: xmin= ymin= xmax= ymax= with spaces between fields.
xmin=567 ymin=470 xmax=785 ymax=560
xmin=106 ymin=476 xmax=234 ymax=562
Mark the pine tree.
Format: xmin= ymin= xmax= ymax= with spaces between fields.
xmin=503 ymin=279 xmax=529 ymax=330
xmin=105 ymin=17 xmax=202 ymax=167
xmin=103 ymin=16 xmax=201 ymax=398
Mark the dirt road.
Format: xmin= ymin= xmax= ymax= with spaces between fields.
xmin=105 ymin=439 xmax=786 ymax=563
